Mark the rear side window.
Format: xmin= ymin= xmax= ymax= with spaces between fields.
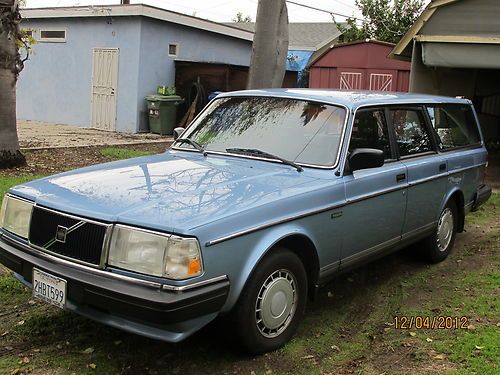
xmin=390 ymin=109 xmax=433 ymax=157
xmin=426 ymin=104 xmax=481 ymax=150
xmin=350 ymin=109 xmax=391 ymax=159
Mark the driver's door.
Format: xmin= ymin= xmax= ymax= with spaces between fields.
xmin=340 ymin=108 xmax=407 ymax=268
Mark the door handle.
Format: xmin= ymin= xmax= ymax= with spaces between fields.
xmin=396 ymin=173 xmax=406 ymax=183
xmin=439 ymin=163 xmax=446 ymax=171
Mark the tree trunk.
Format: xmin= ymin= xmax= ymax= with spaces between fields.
xmin=0 ymin=5 xmax=25 ymax=168
xmin=247 ymin=0 xmax=289 ymax=89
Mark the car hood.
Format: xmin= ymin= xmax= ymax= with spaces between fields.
xmin=11 ymin=151 xmax=325 ymax=233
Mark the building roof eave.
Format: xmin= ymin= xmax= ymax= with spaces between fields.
xmin=389 ymin=0 xmax=463 ymax=60
xmin=21 ymin=4 xmax=254 ymax=42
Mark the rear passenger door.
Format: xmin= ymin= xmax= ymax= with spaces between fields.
xmin=388 ymin=107 xmax=447 ymax=239
xmin=341 ymin=108 xmax=407 ymax=267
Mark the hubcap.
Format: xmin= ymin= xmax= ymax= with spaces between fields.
xmin=255 ymin=269 xmax=297 ymax=338
xmin=437 ymin=207 xmax=454 ymax=252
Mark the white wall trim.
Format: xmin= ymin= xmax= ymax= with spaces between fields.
xmin=415 ymin=35 xmax=500 ymax=44
xmin=38 ymin=27 xmax=67 ymax=42
xmin=168 ymin=43 xmax=179 ymax=58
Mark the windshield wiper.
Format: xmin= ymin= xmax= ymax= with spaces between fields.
xmin=175 ymin=138 xmax=207 ymax=156
xmin=226 ymin=148 xmax=303 ymax=172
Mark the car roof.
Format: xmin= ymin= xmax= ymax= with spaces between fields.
xmin=217 ymin=89 xmax=471 ymax=110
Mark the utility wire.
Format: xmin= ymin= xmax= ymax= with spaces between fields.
xmin=285 ymin=0 xmax=365 ymax=22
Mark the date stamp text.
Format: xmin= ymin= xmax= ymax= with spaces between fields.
xmin=394 ymin=316 xmax=469 ymax=330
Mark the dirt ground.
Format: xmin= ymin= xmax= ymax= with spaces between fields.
xmin=17 ymin=121 xmax=171 ymax=149
xmin=0 ymin=143 xmax=172 ymax=177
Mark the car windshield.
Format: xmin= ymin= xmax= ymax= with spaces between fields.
xmin=177 ymin=96 xmax=347 ymax=167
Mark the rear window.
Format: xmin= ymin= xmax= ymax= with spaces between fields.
xmin=390 ymin=108 xmax=433 ymax=157
xmin=426 ymin=104 xmax=481 ymax=150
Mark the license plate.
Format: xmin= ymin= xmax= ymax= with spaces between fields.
xmin=32 ymin=268 xmax=67 ymax=309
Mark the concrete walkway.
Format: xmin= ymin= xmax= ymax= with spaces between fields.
xmin=18 ymin=121 xmax=172 ymax=149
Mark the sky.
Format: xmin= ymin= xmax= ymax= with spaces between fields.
xmin=24 ymin=0 xmax=363 ymax=23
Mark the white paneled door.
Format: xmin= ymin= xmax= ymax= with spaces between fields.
xmin=91 ymin=48 xmax=119 ymax=131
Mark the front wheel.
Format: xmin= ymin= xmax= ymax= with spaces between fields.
xmin=424 ymin=200 xmax=458 ymax=263
xmin=231 ymin=248 xmax=308 ymax=354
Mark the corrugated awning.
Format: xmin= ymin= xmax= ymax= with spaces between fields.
xmin=422 ymin=42 xmax=500 ymax=69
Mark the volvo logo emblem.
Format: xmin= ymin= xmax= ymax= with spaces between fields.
xmin=55 ymin=225 xmax=68 ymax=243
xmin=43 ymin=221 xmax=86 ymax=249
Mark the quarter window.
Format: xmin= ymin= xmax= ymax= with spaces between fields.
xmin=426 ymin=104 xmax=480 ymax=149
xmin=350 ymin=109 xmax=391 ymax=159
xmin=390 ymin=109 xmax=433 ymax=157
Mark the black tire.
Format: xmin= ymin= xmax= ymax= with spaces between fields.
xmin=231 ymin=248 xmax=308 ymax=354
xmin=423 ymin=200 xmax=458 ymax=263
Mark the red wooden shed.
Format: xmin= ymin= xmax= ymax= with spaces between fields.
xmin=308 ymin=40 xmax=411 ymax=92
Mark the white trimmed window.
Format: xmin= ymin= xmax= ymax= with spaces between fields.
xmin=168 ymin=43 xmax=179 ymax=57
xmin=39 ymin=29 xmax=66 ymax=43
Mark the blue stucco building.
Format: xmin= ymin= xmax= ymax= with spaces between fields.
xmin=18 ymin=4 xmax=253 ymax=133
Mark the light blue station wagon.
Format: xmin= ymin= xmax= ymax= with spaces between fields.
xmin=0 ymin=90 xmax=491 ymax=353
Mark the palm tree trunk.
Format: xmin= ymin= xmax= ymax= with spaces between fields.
xmin=0 ymin=4 xmax=25 ymax=168
xmin=247 ymin=0 xmax=289 ymax=89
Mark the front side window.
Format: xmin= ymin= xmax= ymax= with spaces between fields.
xmin=179 ymin=97 xmax=347 ymax=167
xmin=391 ymin=109 xmax=433 ymax=157
xmin=349 ymin=109 xmax=391 ymax=159
xmin=426 ymin=104 xmax=481 ymax=149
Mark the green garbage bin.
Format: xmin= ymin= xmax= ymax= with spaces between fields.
xmin=146 ymin=95 xmax=184 ymax=135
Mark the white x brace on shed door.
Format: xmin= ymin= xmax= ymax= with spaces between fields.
xmin=339 ymin=72 xmax=362 ymax=90
xmin=91 ymin=48 xmax=119 ymax=131
xmin=369 ymin=73 xmax=393 ymax=91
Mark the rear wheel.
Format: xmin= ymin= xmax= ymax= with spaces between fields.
xmin=231 ymin=248 xmax=307 ymax=354
xmin=424 ymin=200 xmax=458 ymax=263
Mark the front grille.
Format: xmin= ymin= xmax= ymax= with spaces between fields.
xmin=29 ymin=206 xmax=108 ymax=266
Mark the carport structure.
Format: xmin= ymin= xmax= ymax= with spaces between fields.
xmin=390 ymin=0 xmax=500 ymax=145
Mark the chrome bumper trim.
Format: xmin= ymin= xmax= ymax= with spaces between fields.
xmin=161 ymin=275 xmax=229 ymax=293
xmin=0 ymin=231 xmax=226 ymax=293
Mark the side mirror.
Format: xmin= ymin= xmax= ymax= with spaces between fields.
xmin=173 ymin=127 xmax=185 ymax=140
xmin=349 ymin=148 xmax=384 ymax=172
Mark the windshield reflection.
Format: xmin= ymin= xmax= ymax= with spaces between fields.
xmin=179 ymin=97 xmax=346 ymax=167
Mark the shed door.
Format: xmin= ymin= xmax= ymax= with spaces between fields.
xmin=91 ymin=48 xmax=119 ymax=131
xmin=369 ymin=73 xmax=393 ymax=91
xmin=339 ymin=72 xmax=363 ymax=90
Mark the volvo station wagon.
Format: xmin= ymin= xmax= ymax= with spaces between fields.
xmin=0 ymin=90 xmax=491 ymax=353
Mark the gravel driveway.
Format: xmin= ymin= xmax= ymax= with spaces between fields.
xmin=17 ymin=121 xmax=171 ymax=149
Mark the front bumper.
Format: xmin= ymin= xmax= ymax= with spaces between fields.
xmin=0 ymin=232 xmax=229 ymax=342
